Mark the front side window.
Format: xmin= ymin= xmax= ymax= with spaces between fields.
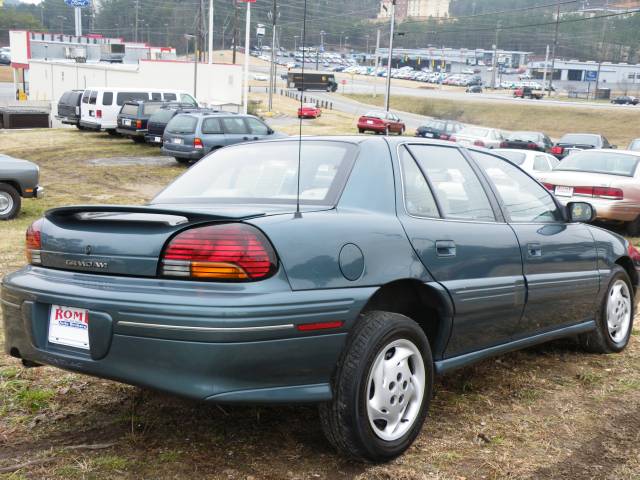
xmin=408 ymin=145 xmax=495 ymax=222
xmin=102 ymin=91 xmax=113 ymax=106
xmin=164 ymin=93 xmax=177 ymax=101
xmin=399 ymin=148 xmax=439 ymax=218
xmin=222 ymin=117 xmax=249 ymax=134
xmin=245 ymin=117 xmax=269 ymax=135
xmin=473 ymin=151 xmax=561 ymax=223
xmin=180 ymin=93 xmax=197 ymax=106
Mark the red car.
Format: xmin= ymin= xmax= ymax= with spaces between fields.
xmin=357 ymin=111 xmax=405 ymax=135
xmin=297 ymin=102 xmax=322 ymax=119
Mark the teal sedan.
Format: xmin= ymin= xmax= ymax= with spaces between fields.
xmin=2 ymin=137 xmax=637 ymax=462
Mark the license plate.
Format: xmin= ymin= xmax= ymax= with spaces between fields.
xmin=424 ymin=132 xmax=434 ymax=138
xmin=48 ymin=305 xmax=90 ymax=350
xmin=154 ymin=136 xmax=161 ymax=143
xmin=172 ymin=138 xmax=184 ymax=145
xmin=555 ymin=186 xmax=574 ymax=197
xmin=123 ymin=119 xmax=131 ymax=126
xmin=367 ymin=120 xmax=374 ymax=125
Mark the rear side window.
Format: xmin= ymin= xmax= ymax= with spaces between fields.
xmin=102 ymin=92 xmax=113 ymax=106
xmin=400 ymin=147 xmax=439 ymax=218
xmin=201 ymin=118 xmax=223 ymax=134
xmin=245 ymin=117 xmax=269 ymax=135
xmin=166 ymin=115 xmax=198 ymax=134
xmin=120 ymin=104 xmax=138 ymax=115
xmin=222 ymin=117 xmax=249 ymax=134
xmin=408 ymin=145 xmax=495 ymax=222
xmin=82 ymin=90 xmax=90 ymax=104
xmin=116 ymin=92 xmax=149 ymax=105
xmin=151 ymin=92 xmax=162 ymax=101
xmin=163 ymin=93 xmax=177 ymax=101
xmin=533 ymin=155 xmax=551 ymax=172
xmin=89 ymin=91 xmax=97 ymax=105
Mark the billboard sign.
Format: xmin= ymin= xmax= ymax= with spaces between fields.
xmin=64 ymin=0 xmax=91 ymax=7
xmin=585 ymin=70 xmax=598 ymax=82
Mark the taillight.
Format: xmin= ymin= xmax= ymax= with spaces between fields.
xmin=26 ymin=218 xmax=43 ymax=265
xmin=628 ymin=242 xmax=640 ymax=266
xmin=593 ymin=186 xmax=623 ymax=200
xmin=136 ymin=119 xmax=142 ymax=129
xmin=551 ymin=146 xmax=563 ymax=155
xmin=440 ymin=133 xmax=450 ymax=140
xmin=96 ymin=109 xmax=102 ymax=118
xmin=449 ymin=136 xmax=457 ymax=142
xmin=542 ymin=182 xmax=555 ymax=191
xmin=474 ymin=140 xmax=485 ymax=147
xmin=500 ymin=141 xmax=508 ymax=148
xmin=160 ymin=223 xmax=277 ymax=281
xmin=194 ymin=138 xmax=203 ymax=149
xmin=527 ymin=143 xmax=538 ymax=149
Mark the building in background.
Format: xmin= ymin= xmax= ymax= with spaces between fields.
xmin=378 ymin=0 xmax=450 ymax=20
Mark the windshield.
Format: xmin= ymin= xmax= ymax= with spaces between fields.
xmin=166 ymin=115 xmax=198 ymax=134
xmin=153 ymin=141 xmax=357 ymax=205
xmin=495 ymin=150 xmax=527 ymax=165
xmin=460 ymin=127 xmax=489 ymax=137
xmin=559 ymin=134 xmax=600 ymax=146
xmin=555 ymin=151 xmax=639 ymax=177
xmin=507 ymin=132 xmax=540 ymax=142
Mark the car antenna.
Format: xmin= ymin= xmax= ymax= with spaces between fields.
xmin=294 ymin=0 xmax=308 ymax=219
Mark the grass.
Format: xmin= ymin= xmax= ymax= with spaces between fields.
xmin=344 ymin=93 xmax=640 ymax=146
xmin=0 ymin=112 xmax=640 ymax=479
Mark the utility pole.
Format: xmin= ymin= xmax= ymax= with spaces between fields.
xmin=595 ymin=0 xmax=609 ymax=97
xmin=232 ymin=0 xmax=238 ymax=64
xmin=548 ymin=2 xmax=560 ymax=96
xmin=491 ymin=22 xmax=500 ymax=89
xmin=243 ymin=0 xmax=252 ymax=114
xmin=542 ymin=44 xmax=550 ymax=88
xmin=268 ymin=0 xmax=278 ymax=111
xmin=384 ymin=0 xmax=396 ymax=112
xmin=134 ymin=0 xmax=139 ymax=42
xmin=373 ymin=28 xmax=381 ymax=98
xmin=208 ymin=0 xmax=214 ymax=64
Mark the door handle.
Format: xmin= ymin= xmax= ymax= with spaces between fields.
xmin=527 ymin=243 xmax=542 ymax=257
xmin=243 ymin=136 xmax=249 ymax=140
xmin=253 ymin=136 xmax=259 ymax=140
xmin=436 ymin=240 xmax=456 ymax=257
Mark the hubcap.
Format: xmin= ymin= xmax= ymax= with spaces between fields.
xmin=0 ymin=191 xmax=13 ymax=215
xmin=606 ymin=279 xmax=632 ymax=343
xmin=366 ymin=339 xmax=426 ymax=442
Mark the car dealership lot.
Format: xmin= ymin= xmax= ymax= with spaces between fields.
xmin=1 ymin=122 xmax=640 ymax=478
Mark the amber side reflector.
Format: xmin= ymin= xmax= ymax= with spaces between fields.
xmin=296 ymin=321 xmax=345 ymax=332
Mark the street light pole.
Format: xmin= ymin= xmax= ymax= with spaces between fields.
xmin=243 ymin=0 xmax=252 ymax=114
xmin=268 ymin=0 xmax=278 ymax=111
xmin=384 ymin=0 xmax=396 ymax=112
xmin=208 ymin=0 xmax=214 ymax=64
xmin=548 ymin=2 xmax=560 ymax=96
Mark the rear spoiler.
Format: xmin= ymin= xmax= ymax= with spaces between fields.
xmin=45 ymin=205 xmax=265 ymax=226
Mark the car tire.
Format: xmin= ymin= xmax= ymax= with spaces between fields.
xmin=175 ymin=158 xmax=190 ymax=165
xmin=0 ymin=183 xmax=21 ymax=220
xmin=626 ymin=216 xmax=640 ymax=236
xmin=132 ymin=137 xmax=145 ymax=143
xmin=106 ymin=129 xmax=119 ymax=136
xmin=319 ymin=310 xmax=434 ymax=463
xmin=399 ymin=127 xmax=405 ymax=136
xmin=579 ymin=266 xmax=634 ymax=354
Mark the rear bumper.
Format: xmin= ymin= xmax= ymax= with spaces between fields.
xmin=2 ymin=267 xmax=374 ymax=403
xmin=116 ymin=128 xmax=146 ymax=137
xmin=161 ymin=146 xmax=204 ymax=160
xmin=79 ymin=120 xmax=102 ymax=131
xmin=145 ymin=134 xmax=164 ymax=145
xmin=358 ymin=123 xmax=386 ymax=132
xmin=55 ymin=115 xmax=79 ymax=125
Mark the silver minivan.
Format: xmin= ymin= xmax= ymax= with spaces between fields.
xmin=161 ymin=112 xmax=283 ymax=164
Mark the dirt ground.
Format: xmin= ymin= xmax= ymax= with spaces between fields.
xmin=1 ymin=116 xmax=640 ymax=479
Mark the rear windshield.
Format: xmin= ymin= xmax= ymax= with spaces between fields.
xmin=153 ymin=141 xmax=357 ymax=205
xmin=120 ymin=104 xmax=138 ymax=116
xmin=424 ymin=120 xmax=445 ymax=130
xmin=559 ymin=134 xmax=600 ymax=146
xmin=149 ymin=109 xmax=177 ymax=124
xmin=143 ymin=103 xmax=163 ymax=115
xmin=507 ymin=132 xmax=540 ymax=142
xmin=166 ymin=115 xmax=198 ymax=134
xmin=555 ymin=151 xmax=639 ymax=177
xmin=364 ymin=111 xmax=386 ymax=119
xmin=495 ymin=150 xmax=527 ymax=165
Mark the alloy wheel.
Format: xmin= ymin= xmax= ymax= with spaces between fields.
xmin=607 ymin=279 xmax=632 ymax=343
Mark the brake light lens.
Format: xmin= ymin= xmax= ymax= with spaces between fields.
xmin=439 ymin=133 xmax=450 ymax=140
xmin=136 ymin=119 xmax=142 ymax=129
xmin=96 ymin=109 xmax=102 ymax=118
xmin=474 ymin=140 xmax=485 ymax=147
xmin=500 ymin=141 xmax=508 ymax=148
xmin=628 ymin=242 xmax=640 ymax=266
xmin=194 ymin=138 xmax=204 ymax=149
xmin=160 ymin=223 xmax=277 ymax=281
xmin=593 ymin=186 xmax=623 ymax=200
xmin=542 ymin=182 xmax=555 ymax=191
xmin=449 ymin=136 xmax=457 ymax=142
xmin=551 ymin=146 xmax=564 ymax=155
xmin=26 ymin=218 xmax=43 ymax=265
xmin=527 ymin=142 xmax=538 ymax=149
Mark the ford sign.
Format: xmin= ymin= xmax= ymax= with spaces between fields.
xmin=64 ymin=0 xmax=91 ymax=7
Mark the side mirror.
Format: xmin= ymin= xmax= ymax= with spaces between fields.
xmin=267 ymin=128 xmax=274 ymax=135
xmin=567 ymin=202 xmax=596 ymax=223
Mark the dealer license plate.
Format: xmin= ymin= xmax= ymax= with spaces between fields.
xmin=424 ymin=132 xmax=434 ymax=138
xmin=48 ymin=305 xmax=90 ymax=350
xmin=555 ymin=186 xmax=574 ymax=197
xmin=154 ymin=136 xmax=162 ymax=143
xmin=367 ymin=120 xmax=374 ymax=125
xmin=123 ymin=119 xmax=131 ymax=126
xmin=172 ymin=138 xmax=184 ymax=145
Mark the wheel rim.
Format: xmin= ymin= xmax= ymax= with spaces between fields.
xmin=0 ymin=191 xmax=13 ymax=215
xmin=366 ymin=338 xmax=426 ymax=442
xmin=606 ymin=279 xmax=632 ymax=343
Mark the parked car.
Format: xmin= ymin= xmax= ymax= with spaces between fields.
xmin=116 ymin=100 xmax=167 ymax=142
xmin=611 ymin=95 xmax=638 ymax=105
xmin=493 ymin=149 xmax=559 ymax=179
xmin=357 ymin=111 xmax=405 ymax=135
xmin=0 ymin=154 xmax=43 ymax=220
xmin=297 ymin=102 xmax=322 ymax=119
xmin=0 ymin=47 xmax=10 ymax=65
xmin=539 ymin=149 xmax=640 ymax=234
xmin=161 ymin=112 xmax=282 ymax=163
xmin=55 ymin=90 xmax=84 ymax=128
xmin=144 ymin=104 xmax=203 ymax=145
xmin=4 ymin=137 xmax=638 ymax=463
xmin=451 ymin=126 xmax=505 ymax=149
xmin=550 ymin=133 xmax=615 ymax=160
xmin=513 ymin=86 xmax=543 ymax=99
xmin=627 ymin=138 xmax=640 ymax=151
xmin=415 ymin=119 xmax=463 ymax=140
xmin=466 ymin=85 xmax=483 ymax=93
xmin=80 ymin=87 xmax=198 ymax=134
xmin=500 ymin=131 xmax=553 ymax=152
